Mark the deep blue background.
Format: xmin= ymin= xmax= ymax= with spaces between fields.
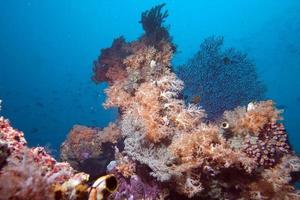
xmin=0 ymin=0 xmax=299 ymax=157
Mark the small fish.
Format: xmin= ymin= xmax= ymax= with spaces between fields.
xmin=88 ymin=174 xmax=118 ymax=200
xmin=91 ymin=119 xmax=97 ymax=124
xmin=223 ymin=57 xmax=231 ymax=65
xmin=35 ymin=101 xmax=44 ymax=107
xmin=191 ymin=96 xmax=201 ymax=104
xmin=277 ymin=105 xmax=287 ymax=110
xmin=177 ymin=93 xmax=185 ymax=100
xmin=30 ymin=127 xmax=39 ymax=134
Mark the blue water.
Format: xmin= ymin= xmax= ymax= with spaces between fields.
xmin=0 ymin=0 xmax=299 ymax=157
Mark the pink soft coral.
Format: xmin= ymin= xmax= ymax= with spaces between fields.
xmin=0 ymin=151 xmax=56 ymax=200
xmin=0 ymin=117 xmax=90 ymax=199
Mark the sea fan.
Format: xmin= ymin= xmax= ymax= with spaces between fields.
xmin=177 ymin=36 xmax=266 ymax=120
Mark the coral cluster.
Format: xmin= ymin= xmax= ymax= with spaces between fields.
xmin=60 ymin=123 xmax=121 ymax=172
xmin=89 ymin=4 xmax=300 ymax=199
xmin=241 ymin=122 xmax=290 ymax=167
xmin=177 ymin=36 xmax=266 ymax=120
xmin=108 ymin=169 xmax=165 ymax=200
xmin=223 ymin=100 xmax=282 ymax=135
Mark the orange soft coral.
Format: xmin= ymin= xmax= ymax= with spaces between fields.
xmin=60 ymin=125 xmax=103 ymax=166
xmin=115 ymin=148 xmax=136 ymax=178
xmin=103 ymin=81 xmax=132 ymax=109
xmin=123 ymin=41 xmax=173 ymax=70
xmin=170 ymin=125 xmax=222 ymax=170
xmin=127 ymin=83 xmax=167 ymax=142
xmin=131 ymin=82 xmax=165 ymax=142
xmin=174 ymin=171 xmax=204 ymax=198
xmin=60 ymin=123 xmax=121 ymax=169
xmin=169 ymin=104 xmax=206 ymax=131
xmin=169 ymin=124 xmax=256 ymax=174
xmin=223 ymin=100 xmax=282 ymax=135
xmin=123 ymin=46 xmax=157 ymax=69
xmin=100 ymin=122 xmax=122 ymax=143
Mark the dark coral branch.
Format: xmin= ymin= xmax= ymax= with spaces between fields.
xmin=139 ymin=3 xmax=168 ymax=35
xmin=139 ymin=4 xmax=174 ymax=48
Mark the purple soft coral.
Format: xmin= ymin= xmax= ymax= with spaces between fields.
xmin=109 ymin=168 xmax=161 ymax=200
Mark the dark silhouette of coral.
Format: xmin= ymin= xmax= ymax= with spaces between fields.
xmin=177 ymin=36 xmax=266 ymax=120
xmin=140 ymin=3 xmax=168 ymax=34
xmin=139 ymin=3 xmax=173 ymax=49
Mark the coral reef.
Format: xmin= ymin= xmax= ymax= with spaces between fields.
xmin=92 ymin=3 xmax=174 ymax=86
xmin=0 ymin=4 xmax=299 ymax=200
xmin=0 ymin=152 xmax=56 ymax=200
xmin=61 ymin=125 xmax=103 ymax=168
xmin=247 ymin=154 xmax=300 ymax=199
xmin=177 ymin=36 xmax=266 ymax=120
xmin=0 ymin=139 xmax=9 ymax=168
